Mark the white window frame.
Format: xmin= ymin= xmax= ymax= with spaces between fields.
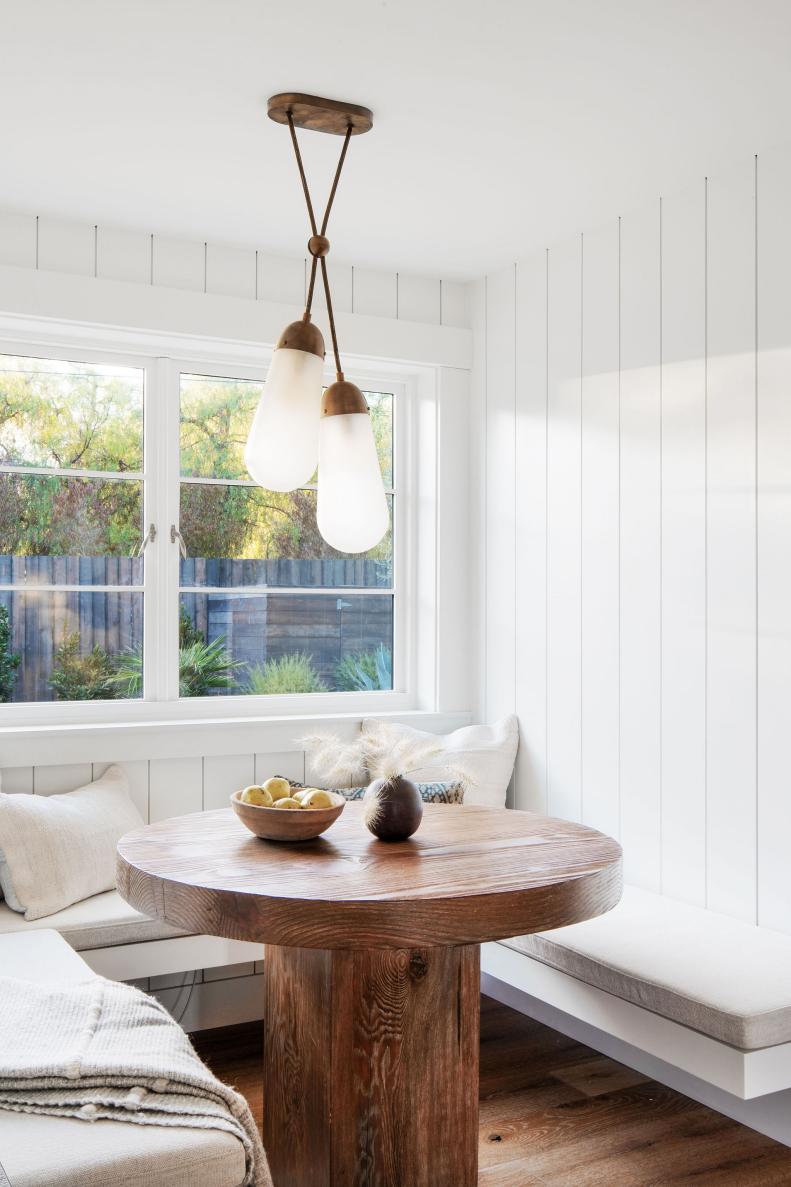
xmin=0 ymin=324 xmax=432 ymax=727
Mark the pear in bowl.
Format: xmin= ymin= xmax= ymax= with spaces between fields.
xmin=263 ymin=777 xmax=291 ymax=802
xmin=240 ymin=785 xmax=273 ymax=807
xmin=230 ymin=781 xmax=346 ymax=841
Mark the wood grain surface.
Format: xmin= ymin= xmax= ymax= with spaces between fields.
xmin=117 ymin=803 xmax=622 ymax=949
xmin=196 ymin=999 xmax=791 ymax=1187
xmin=263 ymin=943 xmax=479 ymax=1187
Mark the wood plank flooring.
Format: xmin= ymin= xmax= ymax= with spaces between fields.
xmin=194 ymin=994 xmax=791 ymax=1186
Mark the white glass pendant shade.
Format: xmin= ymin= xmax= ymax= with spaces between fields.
xmin=317 ymin=412 xmax=388 ymax=553
xmin=244 ymin=347 xmax=324 ymax=492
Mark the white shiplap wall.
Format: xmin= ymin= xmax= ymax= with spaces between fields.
xmin=473 ymin=144 xmax=791 ymax=932
xmin=0 ymin=210 xmax=469 ymax=330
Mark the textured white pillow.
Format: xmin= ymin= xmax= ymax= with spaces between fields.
xmin=0 ymin=765 xmax=144 ymax=921
xmin=361 ymin=715 xmax=519 ymax=808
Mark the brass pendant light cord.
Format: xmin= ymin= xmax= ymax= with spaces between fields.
xmin=287 ymin=113 xmax=353 ymax=379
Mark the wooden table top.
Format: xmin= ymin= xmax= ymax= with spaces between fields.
xmin=117 ymin=803 xmax=622 ymax=949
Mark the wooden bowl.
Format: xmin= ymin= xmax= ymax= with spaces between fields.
xmin=230 ymin=790 xmax=346 ymax=841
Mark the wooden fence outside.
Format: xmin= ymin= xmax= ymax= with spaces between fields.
xmin=0 ymin=556 xmax=392 ymax=701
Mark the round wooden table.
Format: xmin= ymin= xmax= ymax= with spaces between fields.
xmin=118 ymin=802 xmax=621 ymax=1187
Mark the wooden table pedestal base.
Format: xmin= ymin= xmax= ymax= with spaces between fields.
xmin=263 ymin=942 xmax=480 ymax=1187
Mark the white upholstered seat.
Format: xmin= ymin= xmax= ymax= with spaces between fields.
xmin=0 ymin=889 xmax=188 ymax=951
xmin=0 ymin=1109 xmax=246 ymax=1187
xmin=0 ymin=928 xmax=247 ymax=1187
xmin=502 ymin=884 xmax=791 ymax=1051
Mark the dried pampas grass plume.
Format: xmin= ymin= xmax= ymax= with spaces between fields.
xmin=299 ymin=722 xmax=477 ymax=794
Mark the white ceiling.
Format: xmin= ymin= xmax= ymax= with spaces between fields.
xmin=3 ymin=0 xmax=791 ymax=279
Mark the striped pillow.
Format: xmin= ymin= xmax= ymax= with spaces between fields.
xmin=282 ymin=779 xmax=464 ymax=805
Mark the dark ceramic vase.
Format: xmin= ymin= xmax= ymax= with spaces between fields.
xmin=363 ymin=775 xmax=423 ymax=841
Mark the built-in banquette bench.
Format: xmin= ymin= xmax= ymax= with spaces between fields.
xmin=482 ymin=884 xmax=791 ymax=1145
xmin=0 ymin=930 xmax=249 ymax=1187
xmin=0 ymin=887 xmax=263 ymax=998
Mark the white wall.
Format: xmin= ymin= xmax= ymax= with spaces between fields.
xmin=0 ymin=209 xmax=470 ymax=331
xmin=472 ymin=144 xmax=791 ymax=933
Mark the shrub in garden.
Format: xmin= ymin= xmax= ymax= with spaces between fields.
xmin=177 ymin=636 xmax=245 ymax=698
xmin=112 ymin=613 xmax=243 ymax=699
xmin=335 ymin=644 xmax=392 ymax=692
xmin=50 ymin=632 xmax=118 ymax=701
xmin=0 ymin=605 xmax=20 ymax=702
xmin=245 ymin=653 xmax=327 ymax=695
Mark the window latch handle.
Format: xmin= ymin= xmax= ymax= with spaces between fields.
xmin=134 ymin=523 xmax=157 ymax=557
xmin=170 ymin=524 xmax=187 ymax=560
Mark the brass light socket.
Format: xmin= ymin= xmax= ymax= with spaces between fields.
xmin=321 ymin=379 xmax=369 ymax=417
xmin=275 ymin=315 xmax=325 ymax=359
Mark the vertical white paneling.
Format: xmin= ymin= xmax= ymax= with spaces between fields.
xmin=149 ymin=757 xmax=203 ymax=822
xmin=206 ymin=244 xmax=256 ymax=300
xmin=353 ymin=267 xmax=397 ymax=319
xmin=485 ymin=267 xmax=517 ymax=726
xmin=92 ymin=760 xmax=150 ymax=822
xmin=203 ymin=754 xmax=255 ymax=810
xmin=37 ymin=219 xmax=94 ymax=276
xmin=398 ymin=274 xmax=441 ymax=325
xmin=546 ymin=237 xmax=582 ymax=822
xmin=256 ymin=251 xmax=305 ymax=306
xmin=256 ymin=751 xmax=306 ymax=786
xmin=580 ymin=223 xmax=620 ymax=839
xmin=436 ymin=366 xmax=471 ymax=714
xmin=153 ymin=236 xmax=205 ymax=292
xmin=0 ymin=767 xmax=33 ymax=794
xmin=0 ymin=211 xmax=36 ymax=268
xmin=34 ymin=763 xmax=93 ymax=795
xmin=440 ymin=281 xmax=469 ymax=330
xmin=661 ymin=182 xmax=707 ymax=905
xmin=756 ymin=149 xmax=791 ymax=933
xmin=97 ymin=227 xmax=151 ymax=284
xmin=620 ymin=203 xmax=661 ymax=889
xmin=514 ymin=253 xmax=548 ymax=813
xmin=469 ymin=277 xmax=488 ymax=725
xmin=706 ymin=161 xmax=757 ymax=921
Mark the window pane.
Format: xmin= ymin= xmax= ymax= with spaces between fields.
xmin=178 ymin=593 xmax=393 ymax=696
xmin=180 ymin=374 xmax=262 ymax=480
xmin=179 ymin=484 xmax=392 ymax=588
xmin=0 ymin=590 xmax=143 ymax=703
xmin=0 ymin=355 xmax=143 ymax=472
xmin=0 ymin=474 xmax=143 ymax=580
xmin=367 ymin=392 xmax=393 ymax=488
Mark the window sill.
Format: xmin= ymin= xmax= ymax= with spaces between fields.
xmin=0 ymin=703 xmax=472 ymax=767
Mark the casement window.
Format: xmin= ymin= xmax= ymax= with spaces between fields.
xmin=0 ymin=353 xmax=146 ymax=703
xmin=0 ymin=343 xmax=406 ymax=718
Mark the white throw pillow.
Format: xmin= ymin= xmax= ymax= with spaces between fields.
xmin=361 ymin=716 xmax=519 ymax=808
xmin=0 ymin=765 xmax=144 ymax=921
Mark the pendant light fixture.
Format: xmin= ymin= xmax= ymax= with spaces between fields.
xmin=245 ymin=93 xmax=388 ymax=553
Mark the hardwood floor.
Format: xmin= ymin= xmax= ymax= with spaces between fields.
xmin=194 ymin=994 xmax=791 ymax=1186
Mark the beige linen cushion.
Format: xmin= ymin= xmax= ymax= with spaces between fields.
xmin=0 ymin=765 xmax=144 ymax=921
xmin=361 ymin=715 xmax=519 ymax=808
xmin=0 ymin=890 xmax=189 ymax=950
xmin=502 ymin=884 xmax=791 ymax=1050
xmin=0 ymin=1109 xmax=246 ymax=1187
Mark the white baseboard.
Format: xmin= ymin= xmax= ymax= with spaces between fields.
xmin=152 ymin=971 xmax=264 ymax=1033
xmin=481 ymin=970 xmax=791 ymax=1149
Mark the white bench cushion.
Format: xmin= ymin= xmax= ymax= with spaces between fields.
xmin=0 ymin=1109 xmax=246 ymax=1187
xmin=0 ymin=890 xmax=188 ymax=951
xmin=502 ymin=884 xmax=791 ymax=1050
xmin=0 ymin=929 xmax=95 ymax=984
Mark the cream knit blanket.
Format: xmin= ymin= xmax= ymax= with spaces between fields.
xmin=0 ymin=975 xmax=271 ymax=1187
